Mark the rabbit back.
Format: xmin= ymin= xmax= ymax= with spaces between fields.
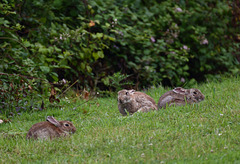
xmin=26 ymin=119 xmax=76 ymax=140
xmin=134 ymin=92 xmax=157 ymax=110
xmin=134 ymin=92 xmax=157 ymax=106
xmin=118 ymin=89 xmax=157 ymax=115
xmin=157 ymin=87 xmax=205 ymax=109
xmin=157 ymin=91 xmax=185 ymax=109
xmin=26 ymin=121 xmax=62 ymax=139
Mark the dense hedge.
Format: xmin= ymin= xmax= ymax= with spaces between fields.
xmin=1 ymin=0 xmax=240 ymax=93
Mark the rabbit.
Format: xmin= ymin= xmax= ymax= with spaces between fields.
xmin=157 ymin=87 xmax=205 ymax=109
xmin=118 ymin=89 xmax=157 ymax=116
xmin=26 ymin=116 xmax=76 ymax=140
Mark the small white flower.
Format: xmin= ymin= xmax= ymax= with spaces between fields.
xmin=150 ymin=36 xmax=155 ymax=43
xmin=218 ymin=133 xmax=222 ymax=136
xmin=175 ymin=7 xmax=183 ymax=12
xmin=114 ymin=19 xmax=117 ymax=22
xmin=220 ymin=114 xmax=223 ymax=116
xmin=200 ymin=38 xmax=208 ymax=45
xmin=0 ymin=119 xmax=3 ymax=124
xmin=181 ymin=77 xmax=185 ymax=83
xmin=183 ymin=45 xmax=188 ymax=50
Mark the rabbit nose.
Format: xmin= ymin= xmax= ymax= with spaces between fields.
xmin=72 ymin=128 xmax=76 ymax=133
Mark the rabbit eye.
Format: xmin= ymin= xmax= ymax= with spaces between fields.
xmin=126 ymin=92 xmax=128 ymax=95
xmin=193 ymin=91 xmax=197 ymax=94
xmin=65 ymin=123 xmax=69 ymax=127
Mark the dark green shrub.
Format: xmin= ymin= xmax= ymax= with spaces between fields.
xmin=90 ymin=0 xmax=240 ymax=87
xmin=1 ymin=0 xmax=239 ymax=99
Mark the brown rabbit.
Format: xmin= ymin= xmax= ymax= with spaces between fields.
xmin=157 ymin=87 xmax=205 ymax=109
xmin=26 ymin=116 xmax=76 ymax=140
xmin=118 ymin=89 xmax=157 ymax=116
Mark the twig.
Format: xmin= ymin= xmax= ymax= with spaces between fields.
xmin=7 ymin=54 xmax=24 ymax=67
xmin=59 ymin=80 xmax=79 ymax=97
xmin=65 ymin=96 xmax=96 ymax=119
xmin=0 ymin=37 xmax=29 ymax=53
xmin=0 ymin=72 xmax=44 ymax=80
xmin=72 ymin=96 xmax=95 ymax=110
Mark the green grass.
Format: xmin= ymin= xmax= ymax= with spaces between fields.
xmin=0 ymin=77 xmax=240 ymax=163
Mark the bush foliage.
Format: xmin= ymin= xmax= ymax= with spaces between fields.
xmin=1 ymin=0 xmax=240 ymax=112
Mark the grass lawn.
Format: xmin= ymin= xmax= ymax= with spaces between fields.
xmin=0 ymin=77 xmax=240 ymax=163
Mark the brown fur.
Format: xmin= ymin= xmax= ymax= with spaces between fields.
xmin=118 ymin=89 xmax=157 ymax=115
xmin=157 ymin=87 xmax=205 ymax=109
xmin=26 ymin=116 xmax=76 ymax=140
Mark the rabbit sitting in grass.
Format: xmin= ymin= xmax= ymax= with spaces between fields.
xmin=26 ymin=116 xmax=76 ymax=140
xmin=157 ymin=87 xmax=205 ymax=109
xmin=118 ymin=89 xmax=157 ymax=116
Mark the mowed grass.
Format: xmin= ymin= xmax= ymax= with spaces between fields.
xmin=0 ymin=77 xmax=240 ymax=163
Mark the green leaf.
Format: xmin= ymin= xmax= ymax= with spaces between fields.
xmin=40 ymin=66 xmax=50 ymax=73
xmin=50 ymin=72 xmax=59 ymax=81
xmin=105 ymin=23 xmax=110 ymax=27
xmin=101 ymin=77 xmax=110 ymax=86
xmin=97 ymin=51 xmax=104 ymax=58
xmin=92 ymin=52 xmax=99 ymax=60
xmin=80 ymin=63 xmax=85 ymax=70
xmin=107 ymin=36 xmax=115 ymax=41
xmin=92 ymin=51 xmax=104 ymax=60
xmin=23 ymin=41 xmax=31 ymax=47
xmin=54 ymin=46 xmax=62 ymax=53
xmin=96 ymin=33 xmax=103 ymax=38
xmin=86 ymin=65 xmax=92 ymax=72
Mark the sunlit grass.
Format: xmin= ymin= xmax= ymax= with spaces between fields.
xmin=0 ymin=77 xmax=240 ymax=163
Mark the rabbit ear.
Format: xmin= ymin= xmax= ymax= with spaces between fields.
xmin=118 ymin=90 xmax=124 ymax=94
xmin=46 ymin=116 xmax=61 ymax=127
xmin=173 ymin=87 xmax=186 ymax=94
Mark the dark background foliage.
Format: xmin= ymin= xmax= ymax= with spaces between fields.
xmin=0 ymin=0 xmax=240 ymax=113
